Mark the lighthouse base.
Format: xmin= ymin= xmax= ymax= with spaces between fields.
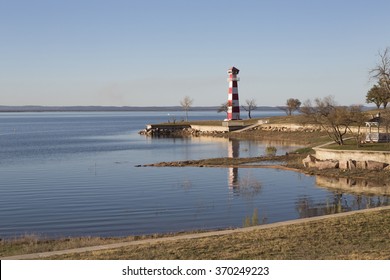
xmin=222 ymin=120 xmax=246 ymax=131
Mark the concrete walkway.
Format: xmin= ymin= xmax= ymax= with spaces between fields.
xmin=3 ymin=205 xmax=390 ymax=260
xmin=231 ymin=121 xmax=263 ymax=133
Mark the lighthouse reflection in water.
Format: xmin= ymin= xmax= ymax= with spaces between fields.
xmin=228 ymin=138 xmax=240 ymax=190
xmin=226 ymin=139 xmax=267 ymax=199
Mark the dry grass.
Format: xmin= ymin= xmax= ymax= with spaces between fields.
xmin=325 ymin=139 xmax=390 ymax=151
xmin=262 ymin=114 xmax=308 ymax=124
xmin=144 ymin=155 xmax=293 ymax=167
xmin=231 ymin=130 xmax=330 ymax=146
xmin=156 ymin=118 xmax=260 ymax=127
xmin=0 ymin=233 xmax=175 ymax=258
xmin=43 ymin=209 xmax=390 ymax=260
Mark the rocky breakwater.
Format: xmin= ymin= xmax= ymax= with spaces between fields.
xmin=138 ymin=124 xmax=192 ymax=137
xmin=254 ymin=123 xmax=322 ymax=133
xmin=139 ymin=124 xmax=230 ymax=137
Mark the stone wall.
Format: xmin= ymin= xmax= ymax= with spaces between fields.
xmin=301 ymin=143 xmax=390 ymax=170
xmin=190 ymin=125 xmax=229 ymax=132
xmin=139 ymin=124 xmax=229 ymax=136
xmin=314 ymin=145 xmax=390 ymax=165
xmin=256 ymin=123 xmax=321 ymax=132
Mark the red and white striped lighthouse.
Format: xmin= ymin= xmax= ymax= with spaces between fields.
xmin=227 ymin=66 xmax=240 ymax=120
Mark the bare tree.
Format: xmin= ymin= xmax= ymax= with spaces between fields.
xmin=287 ymin=98 xmax=301 ymax=115
xmin=370 ymin=47 xmax=390 ymax=98
xmin=378 ymin=110 xmax=390 ymax=144
xmin=280 ymin=98 xmax=301 ymax=116
xmin=347 ymin=105 xmax=366 ymax=147
xmin=180 ymin=96 xmax=193 ymax=121
xmin=241 ymin=98 xmax=257 ymax=119
xmin=301 ymin=96 xmax=362 ymax=145
xmin=217 ymin=102 xmax=228 ymax=114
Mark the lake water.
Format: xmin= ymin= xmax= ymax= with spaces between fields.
xmin=0 ymin=111 xmax=389 ymax=239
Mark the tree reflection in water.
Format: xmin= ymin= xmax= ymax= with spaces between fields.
xmin=296 ymin=176 xmax=390 ymax=218
xmin=296 ymin=193 xmax=350 ymax=218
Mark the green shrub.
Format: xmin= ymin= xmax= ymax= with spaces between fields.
xmin=265 ymin=146 xmax=277 ymax=156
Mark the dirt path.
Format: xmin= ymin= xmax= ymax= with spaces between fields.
xmin=3 ymin=205 xmax=390 ymax=260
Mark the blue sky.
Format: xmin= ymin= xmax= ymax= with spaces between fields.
xmin=1 ymin=0 xmax=389 ymax=107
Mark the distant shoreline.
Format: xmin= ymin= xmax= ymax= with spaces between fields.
xmin=0 ymin=105 xmax=376 ymax=113
xmin=0 ymin=105 xmax=281 ymax=113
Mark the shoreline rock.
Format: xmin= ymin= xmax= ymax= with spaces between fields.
xmin=302 ymin=154 xmax=389 ymax=171
xmin=139 ymin=127 xmax=229 ymax=137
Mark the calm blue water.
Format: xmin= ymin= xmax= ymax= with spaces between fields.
xmin=0 ymin=111 xmax=388 ymax=239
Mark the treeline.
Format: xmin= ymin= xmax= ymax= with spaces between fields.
xmin=0 ymin=105 xmax=280 ymax=113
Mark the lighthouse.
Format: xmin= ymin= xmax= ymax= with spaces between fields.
xmin=227 ymin=66 xmax=240 ymax=120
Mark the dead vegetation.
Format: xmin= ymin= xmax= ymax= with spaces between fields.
xmin=42 ymin=208 xmax=390 ymax=260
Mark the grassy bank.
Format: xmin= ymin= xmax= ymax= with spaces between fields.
xmin=3 ymin=208 xmax=389 ymax=260
xmin=69 ymin=208 xmax=389 ymax=260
